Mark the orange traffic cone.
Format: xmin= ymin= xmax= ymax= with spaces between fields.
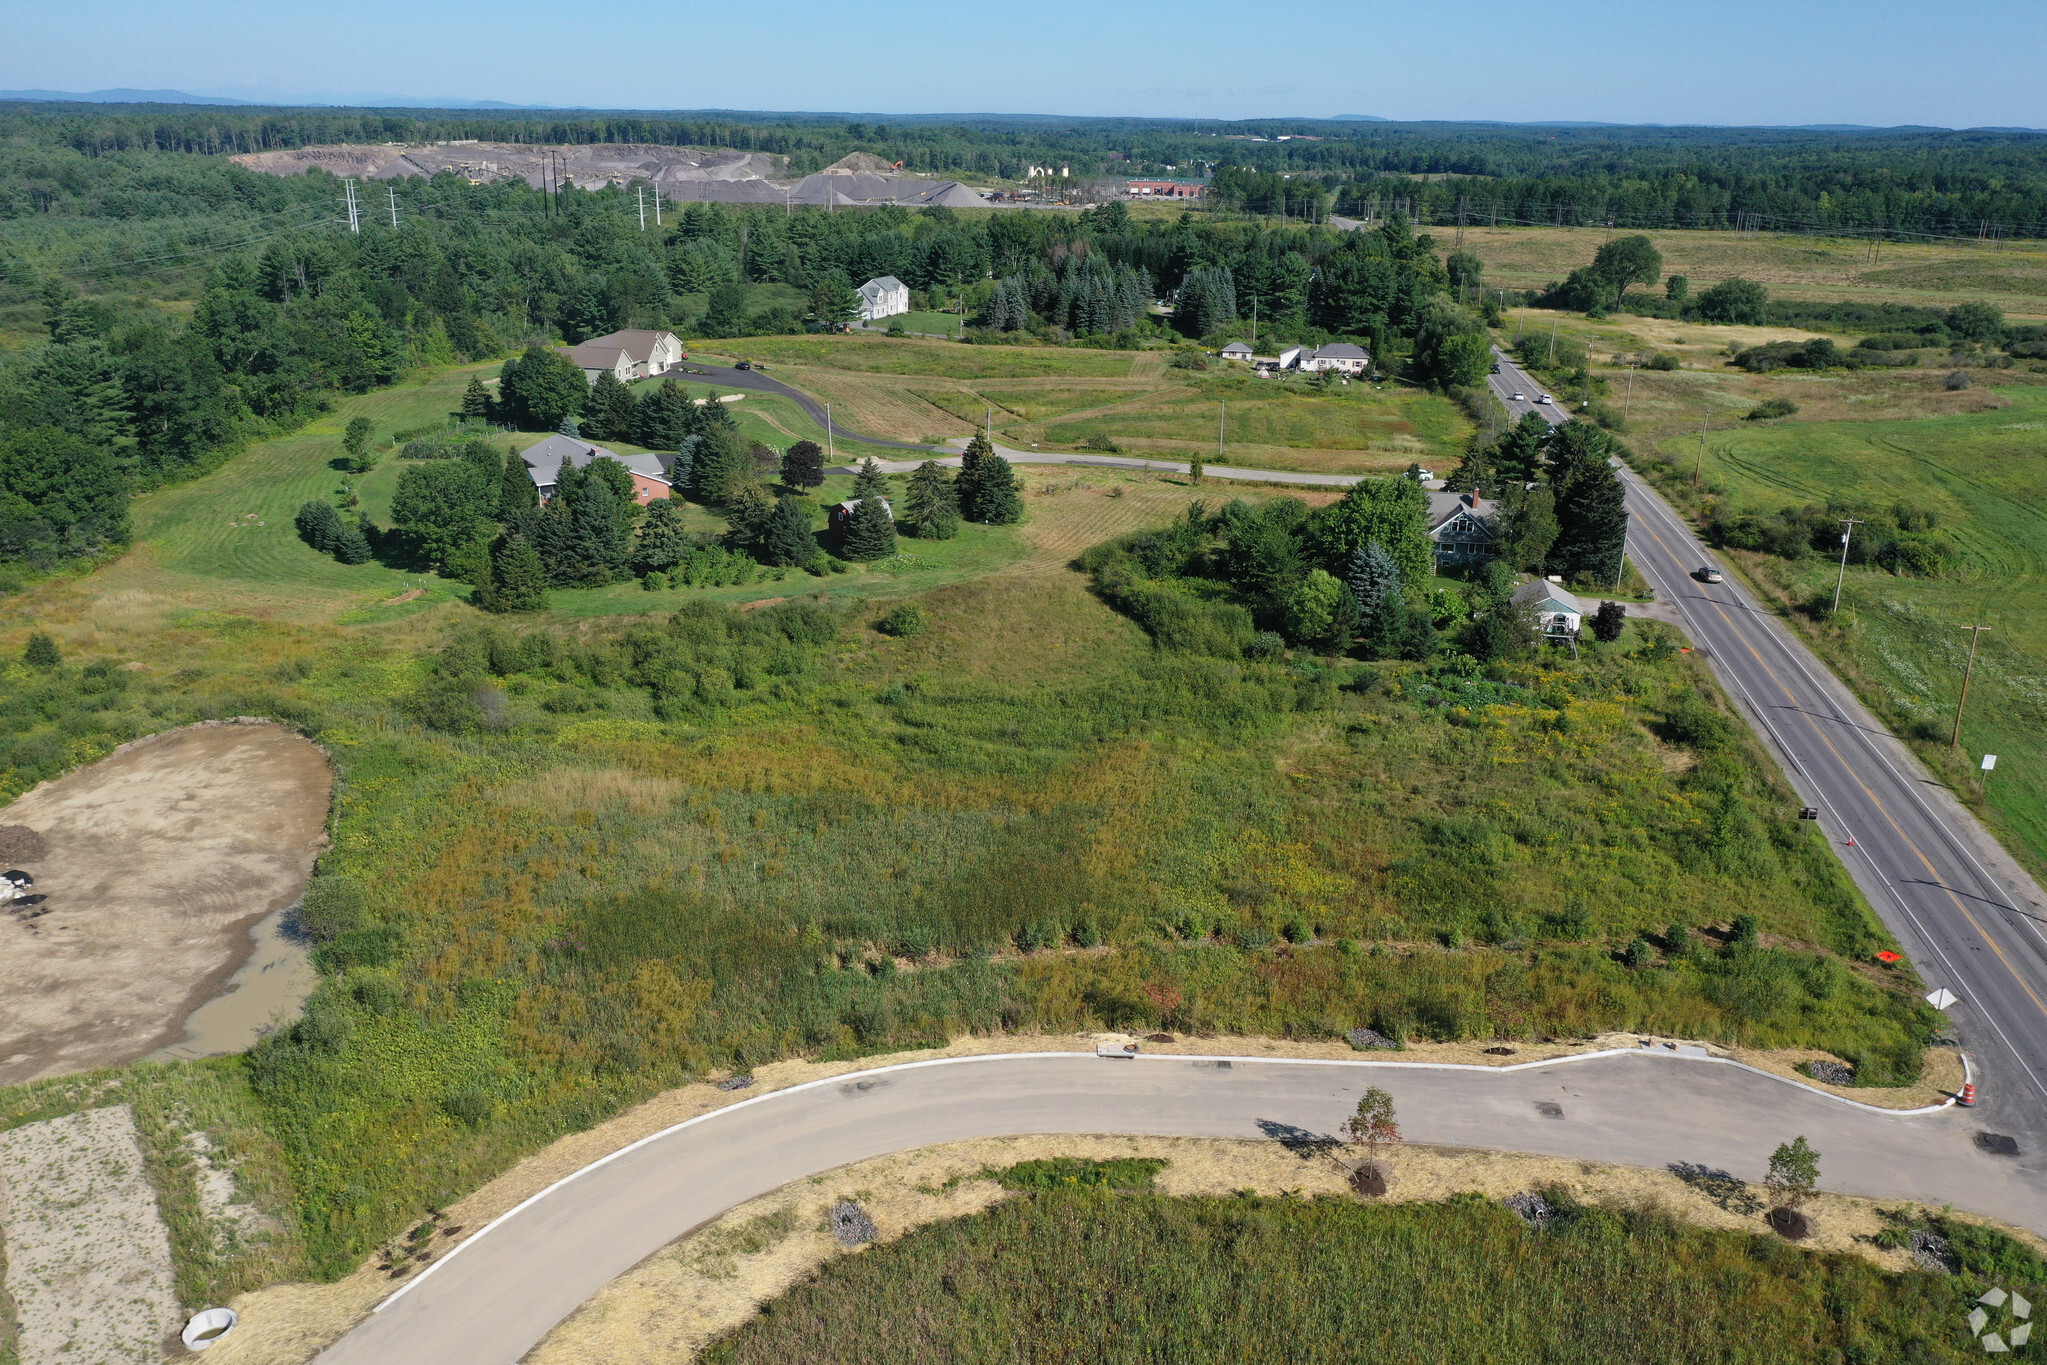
xmin=1959 ymin=1083 xmax=1976 ymax=1108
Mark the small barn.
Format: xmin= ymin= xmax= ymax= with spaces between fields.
xmin=828 ymin=497 xmax=892 ymax=538
xmin=1512 ymin=579 xmax=1586 ymax=637
xmin=1219 ymin=341 xmax=1255 ymax=362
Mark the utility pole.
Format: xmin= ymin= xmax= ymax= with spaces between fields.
xmin=1614 ymin=511 xmax=1630 ymax=590
xmin=637 ymin=185 xmax=646 ymax=231
xmin=1951 ymin=623 xmax=1991 ymax=748
xmin=1623 ymin=362 xmax=1636 ymax=424
xmin=1250 ymin=297 xmax=1257 ymax=348
xmin=387 ymin=184 xmax=399 ymax=229
xmin=655 ymin=191 xmax=662 ymax=228
xmin=825 ymin=404 xmax=834 ymax=464
xmin=1219 ymin=401 xmax=1226 ymax=462
xmin=1546 ymin=318 xmax=1558 ymax=365
xmin=344 ymin=179 xmax=360 ymax=234
xmin=1831 ymin=518 xmax=1865 ymax=613
xmin=1692 ymin=412 xmax=1709 ymax=488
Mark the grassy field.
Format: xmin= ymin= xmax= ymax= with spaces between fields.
xmin=867 ymin=311 xmax=966 ymax=337
xmin=704 ymin=1188 xmax=2029 ymax=1364
xmin=1632 ymin=383 xmax=2047 ymax=878
xmin=0 ymin=312 xmax=1940 ymax=1317
xmin=1457 ymin=224 xmax=2047 ymax=318
xmin=691 ymin=334 xmax=1471 ymax=474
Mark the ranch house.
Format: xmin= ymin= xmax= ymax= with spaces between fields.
xmin=520 ymin=433 xmax=673 ymax=506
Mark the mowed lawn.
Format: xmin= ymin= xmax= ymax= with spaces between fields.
xmin=1658 ymin=384 xmax=2047 ymax=873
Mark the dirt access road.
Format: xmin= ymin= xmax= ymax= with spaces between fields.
xmin=0 ymin=720 xmax=332 ymax=1085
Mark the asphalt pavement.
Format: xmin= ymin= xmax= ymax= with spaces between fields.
xmin=1487 ymin=346 xmax=2047 ymax=1150
xmin=315 ymin=1050 xmax=2026 ymax=1365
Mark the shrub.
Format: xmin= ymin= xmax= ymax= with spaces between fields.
xmin=1082 ymin=433 xmax=1122 ymax=453
xmin=1945 ymin=370 xmax=1971 ymax=391
xmin=992 ymin=1157 xmax=1166 ymax=1191
xmin=1644 ymin=352 xmax=1680 ymax=371
xmin=22 ymin=631 xmax=59 ymax=669
xmin=1745 ymin=398 xmax=1799 ymax=421
xmin=1624 ymin=937 xmax=1655 ymax=969
xmin=297 ymin=876 xmax=369 ymax=943
xmin=876 ymin=603 xmax=926 ymax=638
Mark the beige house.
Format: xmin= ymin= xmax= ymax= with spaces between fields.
xmin=562 ymin=329 xmax=684 ymax=383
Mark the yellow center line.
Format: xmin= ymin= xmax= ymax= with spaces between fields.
xmin=1639 ymin=521 xmax=2047 ymax=1023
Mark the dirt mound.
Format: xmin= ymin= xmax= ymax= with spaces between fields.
xmin=0 ymin=824 xmax=48 ymax=861
xmin=0 ymin=720 xmax=332 ymax=1084
xmin=823 ymin=151 xmax=899 ymax=174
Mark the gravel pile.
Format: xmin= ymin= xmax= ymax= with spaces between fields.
xmin=1911 ymin=1229 xmax=1959 ymax=1274
xmin=1503 ymin=1191 xmax=1556 ymax=1227
xmin=0 ymin=825 xmax=48 ymax=862
xmin=717 ymin=1074 xmax=755 ymax=1091
xmin=830 ymin=1200 xmax=877 ymax=1246
xmin=1347 ymin=1027 xmax=1398 ymax=1051
xmin=1805 ymin=1060 xmax=1855 ymax=1086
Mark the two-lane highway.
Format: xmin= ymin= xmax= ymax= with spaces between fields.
xmin=1489 ymin=347 xmax=2047 ymax=1144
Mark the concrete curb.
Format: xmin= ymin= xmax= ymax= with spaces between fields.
xmin=376 ymin=1044 xmax=1970 ymax=1313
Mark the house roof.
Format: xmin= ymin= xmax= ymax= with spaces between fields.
xmin=1427 ymin=491 xmax=1498 ymax=532
xmin=833 ymin=497 xmax=892 ymax=515
xmin=563 ymin=329 xmax=675 ymax=368
xmin=1310 ymin=342 xmax=1370 ymax=360
xmin=1220 ymin=341 xmax=1254 ymax=354
xmin=1512 ymin=580 xmax=1585 ymax=614
xmin=521 ymin=434 xmax=670 ymax=489
xmin=858 ymin=276 xmax=906 ymax=300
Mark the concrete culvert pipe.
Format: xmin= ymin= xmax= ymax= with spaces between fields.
xmin=182 ymin=1308 xmax=238 ymax=1350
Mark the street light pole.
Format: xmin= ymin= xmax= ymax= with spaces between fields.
xmin=1831 ymin=518 xmax=1865 ymax=614
xmin=1692 ymin=412 xmax=1709 ymax=488
xmin=1951 ymin=623 xmax=1991 ymax=749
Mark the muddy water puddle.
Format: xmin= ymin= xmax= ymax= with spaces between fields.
xmin=148 ymin=905 xmax=313 ymax=1063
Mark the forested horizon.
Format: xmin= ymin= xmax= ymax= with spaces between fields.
xmin=7 ymin=102 xmax=2047 ymax=239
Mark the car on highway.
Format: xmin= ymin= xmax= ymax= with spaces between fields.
xmin=1490 ymin=363 xmax=1501 ymax=374
xmin=1536 ymin=394 xmax=1553 ymax=405
xmin=1695 ymin=565 xmax=1724 ymax=583
xmin=1511 ymin=392 xmax=1526 ymax=402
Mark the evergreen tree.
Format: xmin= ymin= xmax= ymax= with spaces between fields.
xmin=295 ymin=499 xmax=343 ymax=553
xmin=808 ymin=271 xmax=861 ymax=330
xmin=499 ymin=450 xmax=538 ymax=520
xmin=852 ymin=457 xmax=889 ymax=499
xmin=689 ymin=424 xmax=754 ymax=505
xmin=1493 ymin=412 xmax=1553 ymax=484
xmin=1329 ymin=584 xmax=1362 ymax=654
xmin=760 ymin=496 xmax=819 ymax=566
xmin=632 ymin=499 xmax=693 ymax=575
xmin=585 ymin=370 xmax=639 ymax=442
xmin=460 ymin=376 xmax=492 ymax=420
xmin=1498 ymin=483 xmax=1559 ymax=572
xmin=484 ymin=534 xmax=549 ymax=612
xmin=967 ymin=454 xmax=1023 ymax=525
xmin=780 ymin=439 xmax=825 ymax=489
xmin=840 ymin=496 xmax=897 ymax=561
xmin=1548 ymin=421 xmax=1630 ymax=582
xmin=557 ymin=413 xmax=582 ymax=438
xmin=633 ymin=378 xmax=694 ymax=449
xmin=22 ymin=631 xmax=59 ymax=668
xmin=906 ymin=460 xmax=960 ymax=539
xmin=955 ymin=432 xmax=989 ymax=518
xmin=333 ymin=522 xmax=373 ymax=564
xmin=535 ymin=464 xmax=633 ymax=587
xmin=1344 ymin=540 xmax=1402 ymax=614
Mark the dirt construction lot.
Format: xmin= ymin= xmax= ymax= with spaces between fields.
xmin=0 ymin=720 xmax=332 ymax=1085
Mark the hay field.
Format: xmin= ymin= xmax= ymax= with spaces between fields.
xmin=1457 ymin=224 xmax=2047 ymax=317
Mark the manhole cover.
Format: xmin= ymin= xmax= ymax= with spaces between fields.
xmin=1975 ymin=1132 xmax=2022 ymax=1157
xmin=1534 ymin=1101 xmax=1564 ymax=1119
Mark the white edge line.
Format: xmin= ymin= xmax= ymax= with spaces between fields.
xmin=375 ymin=1043 xmax=1964 ymax=1312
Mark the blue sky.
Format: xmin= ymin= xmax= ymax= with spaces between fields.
xmin=4 ymin=0 xmax=2044 ymax=127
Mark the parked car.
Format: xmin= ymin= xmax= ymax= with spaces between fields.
xmin=1696 ymin=565 xmax=1724 ymax=583
xmin=734 ymin=360 xmax=752 ymax=371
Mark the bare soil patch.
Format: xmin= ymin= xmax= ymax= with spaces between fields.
xmin=0 ymin=721 xmax=333 ymax=1085
xmin=0 ymin=1103 xmax=180 ymax=1365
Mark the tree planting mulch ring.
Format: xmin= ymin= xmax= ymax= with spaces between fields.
xmin=1765 ymin=1206 xmax=1811 ymax=1240
xmin=1350 ymin=1163 xmax=1389 ymax=1198
xmin=1147 ymin=1032 xmax=1177 ymax=1044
